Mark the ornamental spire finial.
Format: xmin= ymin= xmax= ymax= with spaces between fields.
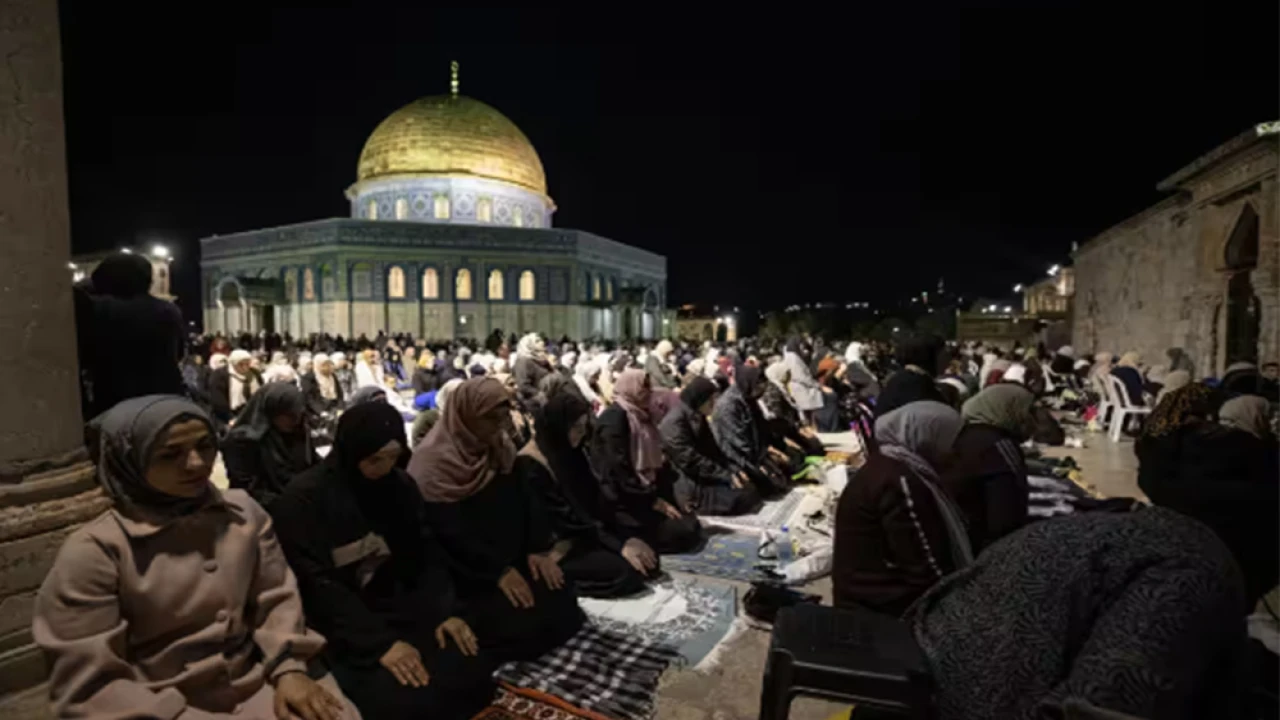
xmin=450 ymin=60 xmax=459 ymax=98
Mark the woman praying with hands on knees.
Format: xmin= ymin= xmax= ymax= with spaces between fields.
xmin=410 ymin=378 xmax=585 ymax=661
xmin=270 ymin=402 xmax=496 ymax=720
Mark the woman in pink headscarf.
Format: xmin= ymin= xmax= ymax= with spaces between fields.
xmin=588 ymin=369 xmax=702 ymax=553
xmin=409 ymin=378 xmax=584 ymax=663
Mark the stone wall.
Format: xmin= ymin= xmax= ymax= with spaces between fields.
xmin=1072 ymin=132 xmax=1278 ymax=374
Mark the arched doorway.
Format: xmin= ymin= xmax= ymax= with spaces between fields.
xmin=1223 ymin=204 xmax=1260 ymax=366
xmin=216 ymin=278 xmax=246 ymax=334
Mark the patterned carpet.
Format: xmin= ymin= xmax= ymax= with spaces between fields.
xmin=472 ymin=685 xmax=609 ymax=720
xmin=580 ymin=576 xmax=738 ymax=667
xmin=699 ymin=488 xmax=806 ymax=533
xmin=662 ymin=531 xmax=774 ymax=583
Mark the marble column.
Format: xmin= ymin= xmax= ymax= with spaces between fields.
xmin=0 ymin=0 xmax=107 ymax=706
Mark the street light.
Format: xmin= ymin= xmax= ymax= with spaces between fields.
xmin=67 ymin=262 xmax=76 ymax=270
xmin=1003 ymin=306 xmax=1012 ymax=313
xmin=1013 ymin=284 xmax=1023 ymax=292
xmin=151 ymin=244 xmax=170 ymax=259
xmin=121 ymin=247 xmax=132 ymax=254
xmin=1047 ymin=264 xmax=1060 ymax=277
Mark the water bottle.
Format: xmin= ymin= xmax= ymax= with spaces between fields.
xmin=776 ymin=526 xmax=794 ymax=564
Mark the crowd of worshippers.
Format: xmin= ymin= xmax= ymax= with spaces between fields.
xmin=56 ymin=260 xmax=1280 ymax=720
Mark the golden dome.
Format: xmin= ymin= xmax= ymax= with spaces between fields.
xmin=356 ymin=95 xmax=547 ymax=195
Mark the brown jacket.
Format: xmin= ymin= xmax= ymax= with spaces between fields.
xmin=33 ymin=489 xmax=357 ymax=719
xmin=832 ymin=453 xmax=958 ymax=616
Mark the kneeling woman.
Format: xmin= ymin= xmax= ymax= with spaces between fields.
xmin=410 ymin=378 xmax=585 ymax=661
xmin=34 ymin=396 xmax=357 ymax=719
xmin=519 ymin=391 xmax=655 ymax=597
xmin=833 ymin=400 xmax=973 ymax=616
xmin=590 ymin=369 xmax=703 ymax=553
xmin=659 ymin=377 xmax=762 ymax=516
xmin=271 ymin=402 xmax=496 ymax=720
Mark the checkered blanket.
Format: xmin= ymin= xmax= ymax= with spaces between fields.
xmin=495 ymin=625 xmax=678 ymax=720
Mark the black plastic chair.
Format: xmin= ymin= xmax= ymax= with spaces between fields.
xmin=758 ymin=603 xmax=933 ymax=720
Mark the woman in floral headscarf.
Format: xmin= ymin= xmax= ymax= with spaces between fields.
xmin=589 ymin=369 xmax=701 ymax=553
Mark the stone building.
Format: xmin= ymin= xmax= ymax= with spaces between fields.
xmin=201 ymin=68 xmax=666 ymax=342
xmin=1072 ymin=125 xmax=1278 ymax=374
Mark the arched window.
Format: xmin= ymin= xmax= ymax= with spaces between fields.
xmin=366 ymin=199 xmax=378 ymax=220
xmin=283 ymin=268 xmax=297 ymax=302
xmin=519 ymin=270 xmax=536 ymax=300
xmin=455 ymin=268 xmax=472 ymax=300
xmin=512 ymin=208 xmax=524 ymax=227
xmin=303 ymin=268 xmax=316 ymax=300
xmin=387 ymin=266 xmax=406 ymax=298
xmin=606 ymin=278 xmax=615 ymax=301
xmin=421 ymin=267 xmax=439 ymax=299
xmin=476 ymin=197 xmax=493 ymax=222
xmin=319 ymin=264 xmax=335 ymax=299
xmin=394 ymin=198 xmax=408 ymax=220
xmin=350 ymin=262 xmax=373 ymax=299
xmin=434 ymin=193 xmax=450 ymax=219
xmin=591 ymin=274 xmax=602 ymax=301
xmin=488 ymin=269 xmax=505 ymax=300
xmin=527 ymin=213 xmax=539 ymax=228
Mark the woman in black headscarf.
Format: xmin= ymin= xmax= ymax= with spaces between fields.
xmin=712 ymin=365 xmax=791 ymax=494
xmin=222 ymin=383 xmax=318 ymax=506
xmin=660 ymin=377 xmax=763 ymax=515
xmin=518 ymin=391 xmax=653 ymax=598
xmin=271 ymin=403 xmax=496 ymax=720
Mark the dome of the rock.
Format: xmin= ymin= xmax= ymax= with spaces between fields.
xmin=356 ymin=95 xmax=547 ymax=194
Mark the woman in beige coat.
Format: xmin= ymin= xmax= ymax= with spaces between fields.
xmin=32 ymin=395 xmax=360 ymax=720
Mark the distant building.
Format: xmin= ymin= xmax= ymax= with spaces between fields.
xmin=673 ymin=304 xmax=737 ymax=343
xmin=1072 ymin=125 xmax=1278 ymax=373
xmin=199 ymin=66 xmax=666 ymax=341
xmin=954 ymin=268 xmax=1075 ymax=349
xmin=69 ymin=248 xmax=174 ymax=301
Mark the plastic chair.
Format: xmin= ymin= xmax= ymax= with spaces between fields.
xmin=758 ymin=603 xmax=933 ymax=720
xmin=1106 ymin=374 xmax=1151 ymax=442
xmin=1092 ymin=372 xmax=1114 ymax=427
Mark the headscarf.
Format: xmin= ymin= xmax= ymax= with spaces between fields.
xmin=1001 ymin=363 xmax=1027 ymax=385
xmin=410 ymin=378 xmax=517 ymax=503
xmin=347 ymin=385 xmax=387 ymax=407
xmin=538 ymin=371 xmax=575 ymax=400
xmin=1055 ymin=346 xmax=1075 ymax=360
xmin=573 ymin=360 xmax=601 ymax=405
xmin=873 ymin=400 xmax=973 ymax=568
xmin=1141 ymin=384 xmax=1220 ymax=438
xmin=845 ymin=342 xmax=864 ymax=364
xmin=417 ymin=349 xmax=436 ymax=369
xmin=88 ymin=395 xmax=216 ymax=517
xmin=680 ymin=376 xmax=718 ymax=411
xmin=654 ymin=340 xmax=674 ymax=360
xmin=649 ymin=389 xmax=680 ymax=424
xmin=1091 ymin=352 xmax=1114 ymax=378
xmin=229 ymin=349 xmax=252 ymax=370
xmin=327 ymin=401 xmax=424 ymax=583
xmin=765 ymin=361 xmax=792 ymax=395
xmin=1166 ymin=347 xmax=1195 ymax=374
xmin=1118 ymin=351 xmax=1142 ymax=369
xmin=330 ymin=351 xmax=346 ymax=367
xmin=90 ymin=253 xmax=152 ymax=298
xmin=1219 ymin=395 xmax=1272 ymax=439
xmin=612 ymin=368 xmax=663 ymax=485
xmin=816 ymin=356 xmax=842 ymax=383
xmin=560 ymin=351 xmax=577 ymax=370
xmin=703 ymin=348 xmax=720 ymax=378
xmin=436 ymin=378 xmax=463 ymax=412
xmin=227 ymin=383 xmax=311 ymax=453
xmin=735 ymin=363 xmax=765 ymax=400
xmin=984 ymin=359 xmax=1012 ymax=387
xmin=209 ymin=353 xmax=228 ymax=370
xmin=962 ymin=383 xmax=1037 ymax=439
xmin=685 ymin=358 xmax=706 ymax=379
xmin=517 ymin=333 xmax=548 ymax=363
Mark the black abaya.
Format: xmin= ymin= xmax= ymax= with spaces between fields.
xmin=659 ymin=392 xmax=762 ymax=516
xmin=269 ymin=404 xmax=494 ymax=720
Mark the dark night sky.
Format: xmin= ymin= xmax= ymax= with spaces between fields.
xmin=58 ymin=2 xmax=1278 ymax=322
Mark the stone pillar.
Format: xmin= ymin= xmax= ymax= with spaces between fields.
xmin=0 ymin=0 xmax=107 ymax=707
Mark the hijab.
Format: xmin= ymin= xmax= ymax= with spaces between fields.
xmin=654 ymin=340 xmax=674 ymax=360
xmin=209 ymin=353 xmax=228 ymax=370
xmin=612 ymin=368 xmax=663 ymax=485
xmin=735 ymin=363 xmax=765 ymax=401
xmin=517 ymin=333 xmax=548 ymax=363
xmin=573 ymin=359 xmax=602 ymax=404
xmin=1118 ymin=351 xmax=1142 ymax=369
xmin=680 ymin=376 xmax=718 ymax=411
xmin=1142 ymin=384 xmax=1220 ymax=438
xmin=327 ymin=401 xmax=424 ymax=584
xmin=436 ymin=378 xmax=463 ymax=412
xmin=1001 ymin=363 xmax=1027 ymax=385
xmin=1166 ymin=347 xmax=1195 ymax=374
xmin=528 ymin=390 xmax=594 ymax=488
xmin=962 ymin=383 xmax=1037 ymax=439
xmin=409 ymin=378 xmax=517 ymax=502
xmin=538 ymin=371 xmax=575 ymax=401
xmin=1091 ymin=352 xmax=1114 ymax=378
xmin=226 ymin=382 xmax=314 ymax=476
xmin=1218 ymin=395 xmax=1272 ymax=439
xmin=88 ymin=395 xmax=216 ymax=518
xmin=873 ymin=400 xmax=973 ymax=568
xmin=984 ymin=359 xmax=1012 ymax=387
xmin=347 ymin=385 xmax=387 ymax=407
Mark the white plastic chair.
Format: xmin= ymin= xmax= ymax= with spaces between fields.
xmin=1106 ymin=374 xmax=1151 ymax=442
xmin=1091 ymin=373 xmax=1113 ymax=427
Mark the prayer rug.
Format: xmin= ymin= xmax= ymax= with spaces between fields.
xmin=579 ymin=576 xmax=737 ymax=667
xmin=662 ymin=531 xmax=772 ymax=583
xmin=495 ymin=625 xmax=678 ymax=720
xmin=699 ymin=488 xmax=806 ymax=533
xmin=471 ymin=685 xmax=609 ymax=720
